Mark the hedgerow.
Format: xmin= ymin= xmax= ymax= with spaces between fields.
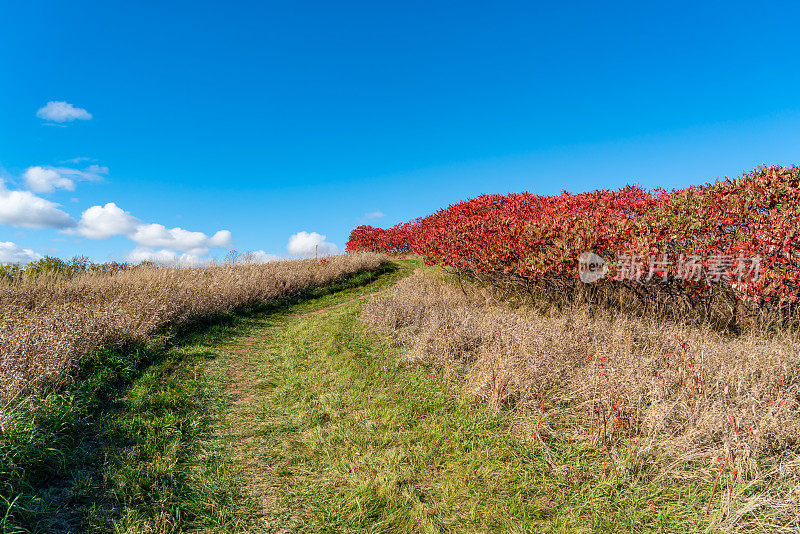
xmin=347 ymin=166 xmax=800 ymax=315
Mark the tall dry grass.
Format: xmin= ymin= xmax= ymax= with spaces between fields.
xmin=0 ymin=253 xmax=387 ymax=399
xmin=361 ymin=270 xmax=800 ymax=531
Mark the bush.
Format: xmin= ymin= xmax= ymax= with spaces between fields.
xmin=347 ymin=165 xmax=800 ymax=327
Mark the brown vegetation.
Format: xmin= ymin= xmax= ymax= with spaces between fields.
xmin=0 ymin=253 xmax=387 ymax=399
xmin=361 ymin=269 xmax=800 ymax=530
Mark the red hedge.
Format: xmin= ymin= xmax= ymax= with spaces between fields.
xmin=347 ymin=165 xmax=800 ymax=303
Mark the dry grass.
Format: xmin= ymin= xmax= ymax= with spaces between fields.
xmin=360 ymin=269 xmax=800 ymax=531
xmin=0 ymin=253 xmax=387 ymax=400
xmin=470 ymin=272 xmax=800 ymax=335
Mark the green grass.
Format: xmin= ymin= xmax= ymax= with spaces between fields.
xmin=1 ymin=258 xmax=717 ymax=532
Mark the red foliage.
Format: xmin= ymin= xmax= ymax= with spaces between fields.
xmin=346 ymin=165 xmax=800 ymax=303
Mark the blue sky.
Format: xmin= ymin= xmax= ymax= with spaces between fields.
xmin=1 ymin=1 xmax=799 ymax=263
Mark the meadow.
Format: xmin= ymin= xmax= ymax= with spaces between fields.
xmin=2 ymin=166 xmax=799 ymax=532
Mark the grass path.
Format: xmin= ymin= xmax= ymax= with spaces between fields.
xmin=198 ymin=262 xmax=706 ymax=533
xmin=208 ymin=265 xmax=558 ymax=533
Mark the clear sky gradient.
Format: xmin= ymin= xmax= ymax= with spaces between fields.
xmin=1 ymin=1 xmax=799 ymax=263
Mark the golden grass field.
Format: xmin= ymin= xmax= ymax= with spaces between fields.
xmin=0 ymin=253 xmax=387 ymax=400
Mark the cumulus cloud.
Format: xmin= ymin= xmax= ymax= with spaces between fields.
xmin=0 ymin=188 xmax=75 ymax=229
xmin=72 ymin=202 xmax=139 ymax=239
xmin=129 ymin=224 xmax=232 ymax=255
xmin=23 ymin=164 xmax=108 ymax=193
xmin=0 ymin=163 xmax=231 ymax=264
xmin=364 ymin=210 xmax=385 ymax=219
xmin=68 ymin=202 xmax=232 ymax=257
xmin=209 ymin=230 xmax=233 ymax=247
xmin=125 ymin=247 xmax=205 ymax=266
xmin=36 ymin=101 xmax=92 ymax=122
xmin=0 ymin=241 xmax=42 ymax=264
xmin=23 ymin=166 xmax=75 ymax=193
xmin=287 ymin=231 xmax=339 ymax=258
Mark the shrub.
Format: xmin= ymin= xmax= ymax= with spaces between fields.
xmin=347 ymin=165 xmax=800 ymax=326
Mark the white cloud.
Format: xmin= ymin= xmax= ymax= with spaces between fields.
xmin=208 ymin=230 xmax=233 ymax=247
xmin=125 ymin=247 xmax=205 ymax=266
xmin=61 ymin=164 xmax=108 ymax=181
xmin=239 ymin=250 xmax=283 ymax=263
xmin=130 ymin=224 xmax=206 ymax=250
xmin=365 ymin=210 xmax=385 ymax=219
xmin=72 ymin=202 xmax=140 ymax=239
xmin=23 ymin=166 xmax=74 ymax=193
xmin=0 ymin=188 xmax=75 ymax=229
xmin=68 ymin=203 xmax=233 ymax=258
xmin=287 ymin=231 xmax=339 ymax=258
xmin=129 ymin=224 xmax=232 ymax=255
xmin=0 ymin=241 xmax=42 ymax=264
xmin=36 ymin=101 xmax=92 ymax=123
xmin=23 ymin=165 xmax=107 ymax=193
xmin=0 ymin=166 xmax=231 ymax=264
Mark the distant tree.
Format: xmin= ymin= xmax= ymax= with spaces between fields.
xmin=26 ymin=256 xmax=71 ymax=278
xmin=0 ymin=263 xmax=23 ymax=282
